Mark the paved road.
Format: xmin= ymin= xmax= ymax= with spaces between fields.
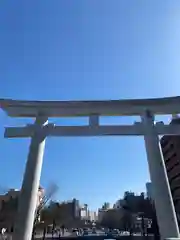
xmin=34 ymin=231 xmax=72 ymax=238
xmin=1 ymin=231 xmax=152 ymax=239
xmin=33 ymin=230 xmax=113 ymax=239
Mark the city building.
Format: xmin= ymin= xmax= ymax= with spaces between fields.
xmin=88 ymin=210 xmax=97 ymax=221
xmin=97 ymin=202 xmax=111 ymax=221
xmin=98 ymin=208 xmax=106 ymax=222
xmin=101 ymin=202 xmax=110 ymax=210
xmin=46 ymin=198 xmax=81 ymax=227
xmin=134 ymin=215 xmax=151 ymax=231
xmin=146 ymin=182 xmax=153 ymax=200
xmin=80 ymin=204 xmax=88 ymax=220
xmin=80 ymin=209 xmax=87 ymax=220
xmin=98 ymin=207 xmax=124 ymax=228
xmin=59 ymin=198 xmax=80 ymax=220
xmin=0 ymin=189 xmax=19 ymax=211
xmin=0 ymin=187 xmax=44 ymax=211
xmin=0 ymin=187 xmax=44 ymax=231
xmin=113 ymin=199 xmax=125 ymax=209
xmin=160 ymin=115 xmax=180 ymax=221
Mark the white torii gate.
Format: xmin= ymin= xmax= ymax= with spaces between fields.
xmin=1 ymin=96 xmax=180 ymax=240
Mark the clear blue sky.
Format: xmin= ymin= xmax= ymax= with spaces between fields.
xmin=0 ymin=0 xmax=180 ymax=210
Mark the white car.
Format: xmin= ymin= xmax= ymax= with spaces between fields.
xmin=72 ymin=229 xmax=79 ymax=236
xmin=111 ymin=229 xmax=120 ymax=236
xmin=122 ymin=231 xmax=130 ymax=235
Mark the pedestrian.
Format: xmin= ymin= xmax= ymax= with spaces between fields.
xmin=1 ymin=228 xmax=7 ymax=240
xmin=61 ymin=224 xmax=65 ymax=236
xmin=51 ymin=229 xmax=54 ymax=239
xmin=42 ymin=227 xmax=46 ymax=240
xmin=58 ymin=228 xmax=61 ymax=239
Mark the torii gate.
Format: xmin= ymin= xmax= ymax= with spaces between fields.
xmin=1 ymin=96 xmax=180 ymax=240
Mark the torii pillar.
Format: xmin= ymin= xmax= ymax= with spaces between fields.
xmin=13 ymin=117 xmax=48 ymax=240
xmin=142 ymin=110 xmax=179 ymax=240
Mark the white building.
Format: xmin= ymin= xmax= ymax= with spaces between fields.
xmin=80 ymin=204 xmax=88 ymax=220
xmin=88 ymin=211 xmax=97 ymax=221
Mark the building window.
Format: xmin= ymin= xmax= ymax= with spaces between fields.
xmin=172 ymin=186 xmax=180 ymax=195
xmin=169 ymin=172 xmax=180 ymax=184
xmin=167 ymin=162 xmax=180 ymax=173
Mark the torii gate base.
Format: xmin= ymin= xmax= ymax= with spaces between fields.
xmin=1 ymin=97 xmax=180 ymax=240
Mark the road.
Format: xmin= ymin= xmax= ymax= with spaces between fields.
xmin=34 ymin=230 xmax=107 ymax=239
xmin=34 ymin=231 xmax=72 ymax=238
xmin=2 ymin=230 xmax=150 ymax=239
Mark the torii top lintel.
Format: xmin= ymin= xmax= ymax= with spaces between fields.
xmin=0 ymin=96 xmax=180 ymax=118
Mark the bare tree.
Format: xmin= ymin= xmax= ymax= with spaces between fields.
xmin=34 ymin=183 xmax=59 ymax=226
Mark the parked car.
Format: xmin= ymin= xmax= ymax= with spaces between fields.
xmin=72 ymin=228 xmax=79 ymax=236
xmin=83 ymin=228 xmax=89 ymax=236
xmin=92 ymin=228 xmax=97 ymax=234
xmin=111 ymin=229 xmax=120 ymax=236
